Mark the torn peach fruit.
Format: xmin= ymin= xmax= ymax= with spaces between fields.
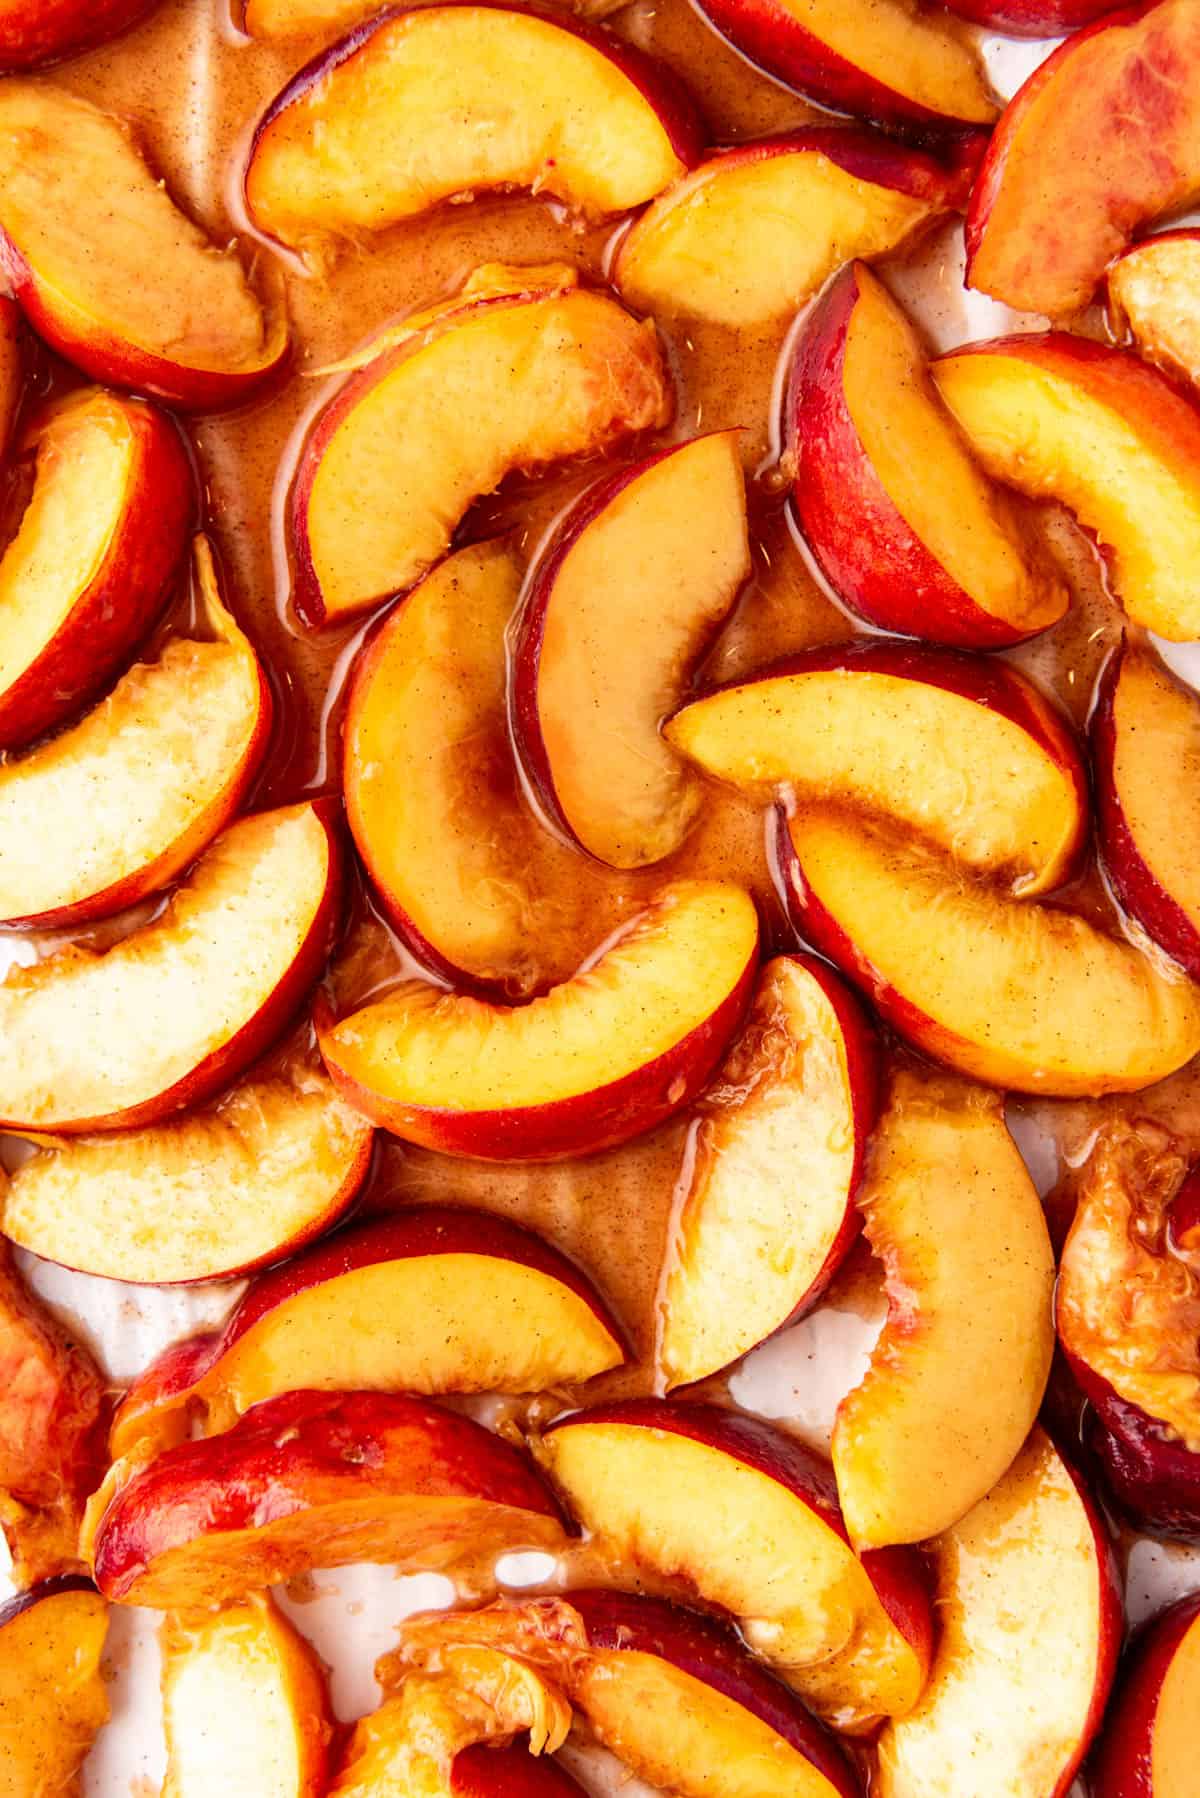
xmin=1109 ymin=229 xmax=1200 ymax=393
xmin=0 ymin=0 xmax=156 ymax=67
xmin=0 ymin=1578 xmax=109 ymax=1794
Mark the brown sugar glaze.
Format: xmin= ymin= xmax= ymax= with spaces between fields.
xmin=5 ymin=0 xmax=1200 ymax=1622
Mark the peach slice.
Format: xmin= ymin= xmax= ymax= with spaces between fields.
xmin=660 ymin=954 xmax=877 ymax=1389
xmin=0 ymin=1578 xmax=109 ymax=1795
xmin=668 ymin=640 xmax=1086 ymax=894
xmin=512 ymin=433 xmax=751 ymax=869
xmin=1093 ymin=1591 xmax=1200 ymax=1798
xmin=344 ymin=541 xmax=618 ymax=998
xmin=291 ymin=264 xmax=670 ymax=626
xmin=0 ymin=538 xmax=269 ymax=927
xmin=1093 ymin=640 xmax=1200 ymax=982
xmin=0 ymin=1067 xmax=374 ymax=1286
xmin=944 ymin=0 xmax=1123 ymax=28
xmin=779 ymin=807 xmax=1200 ymax=1097
xmin=1109 ymin=229 xmax=1200 ymax=389
xmin=613 ymin=128 xmax=979 ymax=329
xmin=0 ymin=801 xmax=342 ymax=1134
xmin=933 ymin=333 xmax=1200 ymax=642
xmin=0 ymin=81 xmax=287 ymax=409
xmin=90 ymin=1388 xmax=565 ymax=1610
xmin=967 ymin=0 xmax=1200 ymax=315
xmin=875 ymin=1429 xmax=1122 ymax=1798
xmin=319 ymin=881 xmax=758 ymax=1161
xmin=831 ymin=1069 xmax=1055 ymax=1549
xmin=246 ymin=6 xmax=700 ymax=254
xmin=0 ymin=296 xmax=20 ymax=458
xmin=161 ymin=1594 xmax=332 ymax=1798
xmin=109 ymin=1206 xmax=626 ymax=1460
xmin=691 ymin=0 xmax=995 ymax=132
xmin=0 ymin=0 xmax=156 ymax=67
xmin=787 ymin=265 xmax=1066 ymax=649
xmin=0 ymin=1242 xmax=107 ymax=1587
xmin=0 ymin=386 xmax=192 ymax=750
xmin=538 ymin=1400 xmax=933 ymax=1732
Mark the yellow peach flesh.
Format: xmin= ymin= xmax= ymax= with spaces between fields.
xmin=1110 ymin=237 xmax=1200 ymax=388
xmin=777 ymin=0 xmax=994 ymax=121
xmin=1154 ymin=1610 xmax=1200 ymax=1798
xmin=1108 ymin=649 xmax=1200 ymax=941
xmin=0 ymin=1588 xmax=109 ymax=1798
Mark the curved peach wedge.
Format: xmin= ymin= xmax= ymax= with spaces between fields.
xmin=319 ymin=881 xmax=758 ymax=1161
xmin=0 ymin=1578 xmax=109 ymax=1794
xmin=0 ymin=386 xmax=192 ymax=750
xmin=0 ymin=538 xmax=269 ymax=927
xmin=876 ymin=1429 xmax=1121 ymax=1798
xmin=512 ymin=433 xmax=750 ymax=869
xmin=0 ymin=802 xmax=342 ymax=1134
xmin=0 ymin=81 xmax=287 ymax=408
xmin=660 ymin=953 xmax=877 ymax=1390
xmin=1109 ymin=229 xmax=1200 ymax=390
xmin=538 ymin=1400 xmax=933 ymax=1732
xmin=0 ymin=1068 xmax=374 ymax=1286
xmin=161 ymin=1594 xmax=332 ymax=1798
xmin=669 ymin=640 xmax=1086 ymax=895
xmin=933 ymin=333 xmax=1200 ymax=642
xmin=787 ymin=264 xmax=1066 ymax=649
xmin=944 ymin=0 xmax=1122 ymax=29
xmin=246 ymin=4 xmax=700 ymax=254
xmin=291 ymin=265 xmax=669 ymax=626
xmin=91 ymin=1388 xmax=565 ymax=1610
xmin=832 ymin=1069 xmax=1055 ymax=1549
xmin=1093 ymin=1591 xmax=1200 ymax=1798
xmin=779 ymin=808 xmax=1200 ymax=1097
xmin=0 ymin=0 xmax=156 ymax=67
xmin=613 ymin=128 xmax=979 ymax=329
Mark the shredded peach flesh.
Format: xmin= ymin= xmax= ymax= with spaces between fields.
xmin=1110 ymin=647 xmax=1200 ymax=936
xmin=776 ymin=0 xmax=994 ymax=120
xmin=0 ymin=1590 xmax=109 ymax=1795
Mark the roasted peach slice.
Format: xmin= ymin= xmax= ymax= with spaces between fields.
xmin=669 ymin=640 xmax=1086 ymax=894
xmin=0 ymin=82 xmax=286 ymax=409
xmin=449 ymin=1747 xmax=585 ymax=1797
xmin=1093 ymin=640 xmax=1200 ymax=982
xmin=512 ymin=434 xmax=750 ymax=869
xmin=877 ymin=1429 xmax=1120 ymax=1798
xmin=0 ymin=386 xmax=192 ymax=750
xmin=967 ymin=0 xmax=1200 ymax=315
xmin=91 ymin=1389 xmax=565 ymax=1610
xmin=291 ymin=264 xmax=669 ymax=626
xmin=0 ymin=538 xmax=269 ymax=927
xmin=110 ymin=1206 xmax=626 ymax=1460
xmin=0 ymin=802 xmax=342 ymax=1134
xmin=1109 ymin=229 xmax=1200 ymax=390
xmin=691 ymin=0 xmax=995 ymax=131
xmin=788 ymin=264 xmax=1066 ymax=648
xmin=660 ymin=954 xmax=877 ymax=1390
xmin=344 ymin=541 xmax=620 ymax=997
xmin=0 ymin=0 xmax=156 ymax=67
xmin=0 ymin=1067 xmax=373 ymax=1286
xmin=613 ymin=128 xmax=979 ymax=329
xmin=246 ymin=5 xmax=699 ymax=254
xmin=320 ymin=881 xmax=757 ymax=1160
xmin=944 ymin=0 xmax=1123 ymax=29
xmin=780 ymin=808 xmax=1200 ymax=1097
xmin=0 ymin=1578 xmax=109 ymax=1794
xmin=538 ymin=1400 xmax=933 ymax=1732
xmin=933 ymin=333 xmax=1200 ymax=642
xmin=1093 ymin=1591 xmax=1200 ymax=1798
xmin=832 ymin=1069 xmax=1054 ymax=1549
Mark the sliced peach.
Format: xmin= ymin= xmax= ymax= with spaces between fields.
xmin=109 ymin=1206 xmax=626 ymax=1461
xmin=319 ymin=881 xmax=757 ymax=1161
xmin=832 ymin=1069 xmax=1055 ymax=1549
xmin=876 ymin=1429 xmax=1122 ymax=1798
xmin=246 ymin=5 xmax=700 ymax=255
xmin=91 ymin=1389 xmax=565 ymax=1610
xmin=291 ymin=264 xmax=669 ymax=626
xmin=934 ymin=333 xmax=1200 ymax=642
xmin=787 ymin=265 xmax=1066 ymax=648
xmin=669 ymin=640 xmax=1086 ymax=894
xmin=691 ymin=0 xmax=995 ymax=131
xmin=344 ymin=541 xmax=618 ymax=998
xmin=613 ymin=128 xmax=979 ymax=329
xmin=161 ymin=1594 xmax=332 ymax=1798
xmin=0 ymin=1578 xmax=109 ymax=1794
xmin=1109 ymin=229 xmax=1200 ymax=390
xmin=538 ymin=1400 xmax=933 ymax=1732
xmin=512 ymin=433 xmax=750 ymax=869
xmin=967 ymin=0 xmax=1200 ymax=315
xmin=0 ymin=1242 xmax=107 ymax=1586
xmin=0 ymin=1067 xmax=373 ymax=1286
xmin=660 ymin=953 xmax=877 ymax=1390
xmin=779 ymin=807 xmax=1200 ymax=1097
xmin=1093 ymin=1591 xmax=1200 ymax=1798
xmin=0 ymin=801 xmax=342 ymax=1134
xmin=0 ymin=0 xmax=156 ymax=67
xmin=0 ymin=537 xmax=269 ymax=927
xmin=0 ymin=296 xmax=20 ymax=458
xmin=0 ymin=81 xmax=287 ymax=409
xmin=0 ymin=386 xmax=192 ymax=750
xmin=944 ymin=0 xmax=1124 ymax=29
